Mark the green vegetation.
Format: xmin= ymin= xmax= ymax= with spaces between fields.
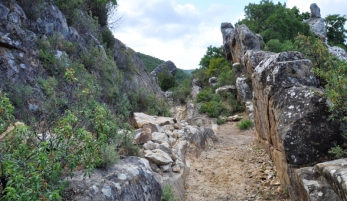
xmin=171 ymin=78 xmax=191 ymax=104
xmin=237 ymin=119 xmax=253 ymax=130
xmin=325 ymin=14 xmax=347 ymax=49
xmin=236 ymin=0 xmax=313 ymax=53
xmin=158 ymin=70 xmax=176 ymax=91
xmin=236 ymin=0 xmax=311 ymax=43
xmin=193 ymin=46 xmax=242 ymax=119
xmin=161 ymin=185 xmax=180 ymax=201
xmin=136 ymin=52 xmax=164 ymax=73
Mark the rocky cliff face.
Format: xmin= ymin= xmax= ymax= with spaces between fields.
xmin=221 ymin=3 xmax=347 ymax=201
xmin=0 ymin=1 xmax=164 ymax=117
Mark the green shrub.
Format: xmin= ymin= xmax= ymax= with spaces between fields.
xmin=196 ymin=88 xmax=214 ymax=103
xmin=0 ymin=92 xmax=14 ymax=133
xmin=217 ymin=118 xmax=225 ymax=125
xmin=328 ymin=145 xmax=346 ymax=158
xmin=0 ymin=111 xmax=103 ymax=200
xmin=101 ymin=27 xmax=116 ymax=50
xmin=199 ymin=101 xmax=225 ymax=118
xmin=162 ymin=185 xmax=180 ymax=201
xmin=172 ymin=78 xmax=191 ymax=103
xmin=158 ymin=71 xmax=176 ymax=91
xmin=237 ymin=119 xmax=253 ymax=130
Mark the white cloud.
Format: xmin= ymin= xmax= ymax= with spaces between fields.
xmin=286 ymin=0 xmax=347 ymax=18
xmin=112 ymin=0 xmax=238 ymax=70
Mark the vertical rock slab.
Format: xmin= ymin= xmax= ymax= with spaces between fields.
xmin=253 ymin=51 xmax=342 ymax=198
xmin=221 ymin=22 xmax=234 ymax=61
xmin=229 ymin=24 xmax=260 ymax=67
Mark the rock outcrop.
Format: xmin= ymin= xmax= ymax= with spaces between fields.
xmin=222 ymin=4 xmax=347 ymax=198
xmin=229 ymin=24 xmax=260 ymax=66
xmin=113 ymin=39 xmax=165 ymax=98
xmin=67 ymin=157 xmax=162 ymax=201
xmin=253 ymin=52 xmax=342 ymax=199
xmin=304 ymin=3 xmax=326 ymax=41
xmin=131 ymin=113 xmax=218 ymax=199
xmin=221 ymin=22 xmax=234 ymax=61
xmin=150 ymin=60 xmax=177 ymax=79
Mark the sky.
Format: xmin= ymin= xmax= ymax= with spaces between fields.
xmin=111 ymin=0 xmax=347 ymax=70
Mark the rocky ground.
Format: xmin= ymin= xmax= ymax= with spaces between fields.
xmin=184 ymin=121 xmax=290 ymax=201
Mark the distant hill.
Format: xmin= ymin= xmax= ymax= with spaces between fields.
xmin=136 ymin=52 xmax=164 ymax=73
xmin=136 ymin=52 xmax=193 ymax=82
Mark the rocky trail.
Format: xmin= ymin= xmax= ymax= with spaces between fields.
xmin=184 ymin=121 xmax=290 ymax=201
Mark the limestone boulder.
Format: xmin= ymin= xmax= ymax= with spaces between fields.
xmin=144 ymin=149 xmax=173 ymax=165
xmin=209 ymin=77 xmax=218 ymax=87
xmin=150 ymin=60 xmax=177 ymax=78
xmin=221 ymin=22 xmax=234 ymax=61
xmin=229 ymin=24 xmax=260 ymax=65
xmin=184 ymin=126 xmax=218 ymax=150
xmin=329 ymin=46 xmax=347 ymax=62
xmin=236 ymin=76 xmax=252 ymax=103
xmin=244 ymin=50 xmax=275 ymax=74
xmin=315 ymin=158 xmax=347 ymax=201
xmin=151 ymin=132 xmax=169 ymax=144
xmin=143 ymin=141 xmax=158 ymax=150
xmin=133 ymin=113 xmax=176 ymax=128
xmin=253 ymin=51 xmax=342 ymax=195
xmin=133 ymin=128 xmax=152 ymax=144
xmin=304 ymin=3 xmax=326 ymax=41
xmin=295 ymin=166 xmax=341 ymax=201
xmin=67 ymin=157 xmax=161 ymax=201
xmin=215 ymin=85 xmax=237 ymax=97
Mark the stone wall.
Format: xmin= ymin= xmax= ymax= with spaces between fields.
xmin=221 ymin=15 xmax=347 ymax=200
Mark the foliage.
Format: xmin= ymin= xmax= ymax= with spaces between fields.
xmin=158 ymin=71 xmax=176 ymax=91
xmin=0 ymin=92 xmax=14 ymax=134
xmin=101 ymin=27 xmax=116 ymax=50
xmin=328 ymin=145 xmax=347 ymax=158
xmin=136 ymin=52 xmax=165 ymax=73
xmin=216 ymin=118 xmax=225 ymax=125
xmin=199 ymin=101 xmax=225 ymax=118
xmin=171 ymin=78 xmax=191 ymax=104
xmin=161 ymin=185 xmax=180 ymax=201
xmin=0 ymin=110 xmax=103 ymax=200
xmin=325 ymin=14 xmax=347 ymax=48
xmin=237 ymin=119 xmax=253 ymax=130
xmin=196 ymin=88 xmax=214 ymax=103
xmin=199 ymin=46 xmax=224 ymax=69
xmin=174 ymin=69 xmax=191 ymax=83
xmin=236 ymin=0 xmax=311 ymax=43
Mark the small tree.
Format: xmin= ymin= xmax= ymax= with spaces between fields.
xmin=325 ymin=14 xmax=347 ymax=48
xmin=158 ymin=71 xmax=176 ymax=91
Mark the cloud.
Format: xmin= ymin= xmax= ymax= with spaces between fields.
xmin=112 ymin=0 xmax=240 ymax=69
xmin=286 ymin=0 xmax=347 ymax=17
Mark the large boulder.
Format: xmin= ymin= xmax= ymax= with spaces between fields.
xmin=229 ymin=24 xmax=260 ymax=65
xmin=295 ymin=166 xmax=341 ymax=201
xmin=329 ymin=46 xmax=347 ymax=62
xmin=150 ymin=60 xmax=177 ymax=78
xmin=244 ymin=50 xmax=275 ymax=74
xmin=67 ymin=157 xmax=161 ymax=201
xmin=236 ymin=76 xmax=252 ymax=103
xmin=132 ymin=113 xmax=176 ymax=128
xmin=221 ymin=22 xmax=234 ymax=61
xmin=253 ymin=51 xmax=342 ymax=198
xmin=304 ymin=3 xmax=326 ymax=41
xmin=145 ymin=149 xmax=173 ymax=165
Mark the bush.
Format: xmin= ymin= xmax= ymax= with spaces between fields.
xmin=199 ymin=101 xmax=225 ymax=118
xmin=158 ymin=71 xmax=176 ymax=91
xmin=162 ymin=185 xmax=180 ymax=201
xmin=196 ymin=88 xmax=214 ymax=103
xmin=217 ymin=118 xmax=225 ymax=125
xmin=172 ymin=78 xmax=191 ymax=103
xmin=237 ymin=119 xmax=253 ymax=130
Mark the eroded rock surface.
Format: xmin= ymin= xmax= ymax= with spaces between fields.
xmin=67 ymin=157 xmax=161 ymax=201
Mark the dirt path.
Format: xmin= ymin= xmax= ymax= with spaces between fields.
xmin=184 ymin=121 xmax=290 ymax=201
